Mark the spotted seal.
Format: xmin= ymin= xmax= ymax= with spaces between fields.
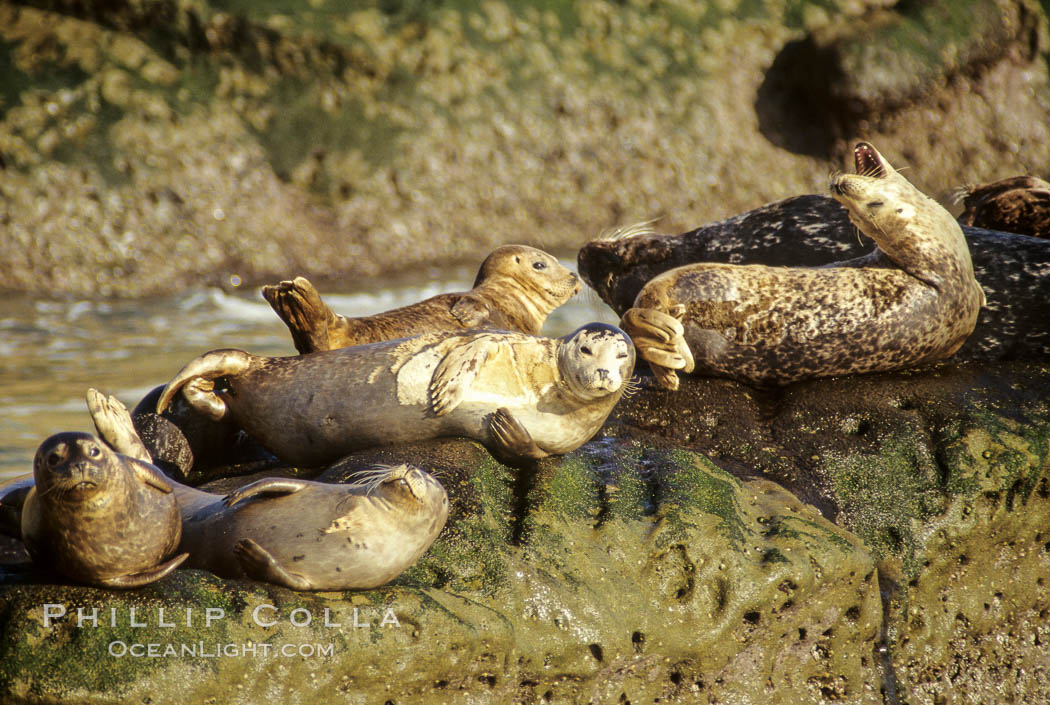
xmin=578 ymin=190 xmax=1050 ymax=367
xmin=75 ymin=390 xmax=448 ymax=591
xmin=155 ymin=323 xmax=634 ymax=465
xmin=262 ymin=244 xmax=581 ymax=354
xmin=17 ymin=431 xmax=187 ymax=587
xmin=616 ymin=142 xmax=985 ymax=387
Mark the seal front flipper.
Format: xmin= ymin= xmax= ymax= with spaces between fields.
xmin=234 ymin=538 xmax=314 ymax=590
xmin=96 ymin=552 xmax=189 ymax=589
xmin=261 ymin=276 xmax=335 ymax=354
xmin=429 ymin=336 xmax=501 ymax=416
xmin=620 ymin=306 xmax=695 ymax=391
xmin=223 ymin=478 xmax=311 ymax=508
xmin=489 ymin=407 xmax=549 ymax=461
xmin=449 ymin=294 xmax=492 ymax=328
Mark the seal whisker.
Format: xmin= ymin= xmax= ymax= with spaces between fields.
xmin=621 ymin=375 xmax=643 ymax=399
xmin=600 ymin=218 xmax=662 ymax=241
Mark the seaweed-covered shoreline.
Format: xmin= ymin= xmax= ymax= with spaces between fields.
xmin=1 ymin=0 xmax=1048 ymax=297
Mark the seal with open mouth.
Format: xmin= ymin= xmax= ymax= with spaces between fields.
xmin=619 ymin=142 xmax=985 ymax=387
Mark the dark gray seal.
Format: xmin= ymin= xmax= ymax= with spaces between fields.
xmin=579 ymin=162 xmax=1050 ymax=368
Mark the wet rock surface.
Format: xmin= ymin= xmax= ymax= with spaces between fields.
xmin=1 ymin=360 xmax=1048 ymax=704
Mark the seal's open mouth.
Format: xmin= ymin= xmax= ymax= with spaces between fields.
xmin=854 ymin=142 xmax=885 ymax=178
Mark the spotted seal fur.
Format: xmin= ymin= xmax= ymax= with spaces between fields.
xmin=617 ymin=142 xmax=985 ymax=387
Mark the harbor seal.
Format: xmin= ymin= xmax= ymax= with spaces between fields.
xmin=619 ymin=142 xmax=985 ymax=387
xmin=956 ymin=175 xmax=1050 ymax=238
xmin=156 ymin=322 xmax=635 ymax=465
xmin=87 ymin=390 xmax=448 ymax=591
xmin=578 ymin=204 xmax=1050 ymax=367
xmin=18 ymin=432 xmax=187 ymax=588
xmin=261 ymin=245 xmax=581 ymax=354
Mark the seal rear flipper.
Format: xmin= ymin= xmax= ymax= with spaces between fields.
xmin=96 ymin=552 xmax=189 ymax=588
xmin=86 ymin=388 xmax=154 ymax=463
xmin=449 ymin=294 xmax=491 ymax=328
xmin=489 ymin=407 xmax=549 ymax=461
xmin=157 ymin=349 xmax=255 ymax=418
xmin=261 ymin=277 xmax=334 ymax=354
xmin=429 ymin=336 xmax=501 ymax=416
xmin=223 ymin=478 xmax=311 ymax=508
xmin=234 ymin=538 xmax=314 ymax=590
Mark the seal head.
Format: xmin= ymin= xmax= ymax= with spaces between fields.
xmin=558 ymin=323 xmax=635 ymax=400
xmin=21 ymin=432 xmax=187 ymax=587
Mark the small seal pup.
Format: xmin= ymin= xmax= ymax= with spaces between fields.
xmin=261 ymin=245 xmax=581 ymax=354
xmin=156 ymin=322 xmax=635 ymax=465
xmin=620 ymin=142 xmax=985 ymax=387
xmin=87 ymin=390 xmax=448 ymax=591
xmin=18 ymin=432 xmax=187 ymax=587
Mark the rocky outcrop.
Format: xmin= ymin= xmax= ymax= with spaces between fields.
xmin=1 ymin=360 xmax=1047 ymax=704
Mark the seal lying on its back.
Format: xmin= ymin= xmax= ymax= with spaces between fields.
xmin=17 ymin=432 xmax=187 ymax=588
xmin=156 ymin=323 xmax=635 ymax=465
xmin=86 ymin=389 xmax=449 ymax=591
xmin=620 ymin=142 xmax=985 ymax=387
xmin=262 ymin=245 xmax=581 ymax=354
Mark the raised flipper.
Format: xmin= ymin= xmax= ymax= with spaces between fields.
xmin=86 ymin=388 xmax=153 ymax=463
xmin=449 ymin=294 xmax=491 ymax=329
xmin=97 ymin=552 xmax=189 ymax=588
xmin=156 ymin=349 xmax=255 ymax=418
xmin=620 ymin=306 xmax=695 ymax=391
xmin=489 ymin=407 xmax=549 ymax=461
xmin=429 ymin=335 xmax=501 ymax=416
xmin=223 ymin=478 xmax=311 ymax=508
xmin=234 ymin=538 xmax=313 ymax=590
xmin=261 ymin=276 xmax=335 ymax=354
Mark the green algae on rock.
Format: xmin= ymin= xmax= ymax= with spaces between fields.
xmin=0 ymin=440 xmax=883 ymax=704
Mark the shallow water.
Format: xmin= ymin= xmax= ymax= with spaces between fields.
xmin=0 ymin=263 xmax=618 ymax=481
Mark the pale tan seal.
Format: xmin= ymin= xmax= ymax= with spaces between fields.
xmin=620 ymin=142 xmax=985 ymax=387
xmin=262 ymin=245 xmax=581 ymax=354
xmin=156 ymin=322 xmax=635 ymax=465
xmin=87 ymin=389 xmax=448 ymax=591
xmin=18 ymin=431 xmax=187 ymax=588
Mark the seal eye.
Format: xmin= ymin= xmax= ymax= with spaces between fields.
xmin=87 ymin=445 xmax=101 ymax=458
xmin=580 ymin=345 xmax=593 ymax=356
xmin=47 ymin=451 xmax=62 ymax=467
xmin=617 ymin=352 xmax=629 ymax=359
xmin=532 ymin=261 xmax=547 ymax=270
xmin=867 ymin=201 xmax=884 ymax=209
